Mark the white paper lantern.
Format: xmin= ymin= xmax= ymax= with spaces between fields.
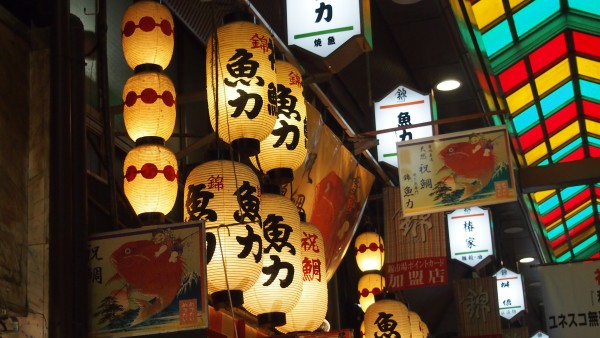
xmin=355 ymin=231 xmax=385 ymax=272
xmin=358 ymin=272 xmax=385 ymax=312
xmin=183 ymin=160 xmax=263 ymax=307
xmin=244 ymin=192 xmax=303 ymax=327
xmin=277 ymin=218 xmax=328 ymax=333
xmin=409 ymin=311 xmax=425 ymax=338
xmin=364 ymin=298 xmax=411 ymax=338
xmin=206 ymin=20 xmax=278 ymax=156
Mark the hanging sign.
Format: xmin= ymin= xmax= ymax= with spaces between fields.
xmin=530 ymin=331 xmax=549 ymax=338
xmin=396 ymin=126 xmax=516 ymax=216
xmin=88 ymin=222 xmax=208 ymax=337
xmin=454 ymin=277 xmax=503 ymax=338
xmin=447 ymin=206 xmax=494 ymax=269
xmin=285 ymin=0 xmax=372 ymax=72
xmin=374 ymin=85 xmax=433 ymax=168
xmin=494 ymin=268 xmax=525 ymax=320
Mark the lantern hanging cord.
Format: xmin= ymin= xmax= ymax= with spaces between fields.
xmin=215 ymin=224 xmax=240 ymax=338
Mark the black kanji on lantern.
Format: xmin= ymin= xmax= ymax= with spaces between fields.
xmin=236 ymin=224 xmax=262 ymax=263
xmin=232 ymin=181 xmax=260 ymax=223
xmin=262 ymin=255 xmax=294 ymax=287
xmin=271 ymin=120 xmax=299 ymax=150
xmin=277 ymin=85 xmax=301 ymax=121
xmin=185 ymin=183 xmax=217 ymax=221
xmin=263 ymin=213 xmax=295 ymax=254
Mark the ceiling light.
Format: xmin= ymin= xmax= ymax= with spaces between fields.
xmin=435 ymin=79 xmax=461 ymax=91
xmin=519 ymin=257 xmax=535 ymax=263
xmin=504 ymin=226 xmax=523 ymax=234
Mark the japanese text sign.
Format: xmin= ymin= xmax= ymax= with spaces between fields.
xmin=286 ymin=0 xmax=371 ymax=58
xmin=537 ymin=260 xmax=600 ymax=338
xmin=494 ymin=267 xmax=525 ymax=320
xmin=447 ymin=206 xmax=494 ymax=269
xmin=88 ymin=222 xmax=208 ymax=337
xmin=375 ymin=85 xmax=433 ymax=168
xmin=396 ymin=125 xmax=516 ymax=216
xmin=454 ymin=277 xmax=502 ymax=338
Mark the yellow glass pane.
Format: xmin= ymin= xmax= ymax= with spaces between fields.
xmin=533 ymin=190 xmax=555 ymax=203
xmin=472 ymin=0 xmax=505 ymax=29
xmin=524 ymin=141 xmax=548 ymax=164
xmin=509 ymin=0 xmax=527 ymax=9
xmin=571 ymin=226 xmax=596 ymax=247
xmin=564 ymin=200 xmax=591 ymax=220
xmin=546 ymin=218 xmax=562 ymax=231
xmin=554 ymin=242 xmax=569 ymax=257
xmin=535 ymin=59 xmax=570 ymax=96
xmin=506 ymin=84 xmax=534 ymax=114
xmin=549 ymin=121 xmax=579 ymax=150
xmin=577 ymin=57 xmax=600 ymax=81
xmin=586 ymin=119 xmax=600 ymax=137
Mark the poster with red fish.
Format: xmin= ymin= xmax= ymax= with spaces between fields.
xmin=396 ymin=126 xmax=516 ymax=216
xmin=88 ymin=221 xmax=208 ymax=337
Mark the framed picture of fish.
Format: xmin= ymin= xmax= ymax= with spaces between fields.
xmin=88 ymin=221 xmax=208 ymax=337
xmin=396 ymin=125 xmax=516 ymax=217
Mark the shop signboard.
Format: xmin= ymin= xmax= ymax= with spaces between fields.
xmin=447 ymin=206 xmax=494 ymax=269
xmin=494 ymin=267 xmax=525 ymax=320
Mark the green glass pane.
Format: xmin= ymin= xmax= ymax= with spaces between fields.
xmin=513 ymin=105 xmax=539 ymax=134
xmin=560 ymin=185 xmax=587 ymax=201
xmin=557 ymin=249 xmax=572 ymax=262
xmin=565 ymin=204 xmax=594 ymax=229
xmin=482 ymin=20 xmax=513 ymax=56
xmin=547 ymin=224 xmax=564 ymax=240
xmin=573 ymin=234 xmax=598 ymax=255
xmin=540 ymin=81 xmax=574 ymax=117
xmin=569 ymin=0 xmax=600 ymax=16
xmin=551 ymin=138 xmax=582 ymax=162
xmin=580 ymin=79 xmax=600 ymax=101
xmin=538 ymin=159 xmax=550 ymax=166
xmin=589 ymin=136 xmax=600 ymax=147
xmin=538 ymin=194 xmax=559 ymax=214
xmin=514 ymin=0 xmax=561 ymax=37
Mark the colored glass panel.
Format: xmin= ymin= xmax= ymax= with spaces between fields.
xmin=518 ymin=124 xmax=543 ymax=151
xmin=509 ymin=0 xmax=527 ymax=9
xmin=547 ymin=223 xmax=565 ymax=241
xmin=560 ymin=185 xmax=587 ymax=202
xmin=481 ymin=20 xmax=513 ymax=56
xmin=589 ymin=136 xmax=600 ymax=148
xmin=568 ymin=0 xmax=600 ymax=16
xmin=533 ymin=189 xmax=555 ymax=204
xmin=573 ymin=31 xmax=600 ymax=58
xmin=572 ymin=230 xmax=598 ymax=255
xmin=507 ymin=84 xmax=534 ymax=113
xmin=513 ymin=0 xmax=560 ymax=38
xmin=577 ymin=57 xmax=600 ymax=81
xmin=580 ymin=79 xmax=600 ymax=100
xmin=529 ymin=33 xmax=567 ymax=74
xmin=541 ymin=206 xmax=562 ymax=227
xmin=586 ymin=120 xmax=600 ymax=137
xmin=551 ymin=217 xmax=595 ymax=249
xmin=591 ymin=146 xmax=600 ymax=158
xmin=535 ymin=58 xmax=570 ymax=96
xmin=556 ymin=250 xmax=572 ymax=262
xmin=524 ymin=141 xmax=547 ymax=165
xmin=549 ymin=121 xmax=579 ymax=150
xmin=498 ymin=60 xmax=528 ymax=94
xmin=559 ymin=147 xmax=585 ymax=163
xmin=540 ymin=81 xmax=574 ymax=117
xmin=583 ymin=101 xmax=600 ymax=120
xmin=472 ymin=0 xmax=505 ymax=30
xmin=564 ymin=203 xmax=593 ymax=229
xmin=545 ymin=102 xmax=577 ymax=135
xmin=538 ymin=193 xmax=559 ymax=215
xmin=513 ymin=105 xmax=539 ymax=134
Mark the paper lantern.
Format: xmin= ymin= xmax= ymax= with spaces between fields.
xmin=358 ymin=272 xmax=385 ymax=312
xmin=409 ymin=311 xmax=425 ymax=338
xmin=250 ymin=60 xmax=307 ymax=184
xmin=183 ymin=160 xmax=263 ymax=308
xmin=206 ymin=20 xmax=278 ymax=156
xmin=123 ymin=70 xmax=176 ymax=142
xmin=244 ymin=192 xmax=303 ymax=328
xmin=355 ymin=231 xmax=384 ymax=272
xmin=121 ymin=0 xmax=174 ymax=70
xmin=123 ymin=143 xmax=178 ymax=218
xmin=277 ymin=217 xmax=328 ymax=333
xmin=360 ymin=321 xmax=365 ymax=338
xmin=364 ymin=298 xmax=411 ymax=338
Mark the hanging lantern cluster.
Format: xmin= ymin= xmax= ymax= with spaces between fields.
xmin=355 ymin=229 xmax=385 ymax=312
xmin=183 ymin=160 xmax=263 ymax=308
xmin=277 ymin=214 xmax=328 ymax=333
xmin=364 ymin=297 xmax=411 ymax=338
xmin=250 ymin=59 xmax=308 ymax=185
xmin=409 ymin=310 xmax=429 ymax=338
xmin=206 ymin=16 xmax=278 ymax=157
xmin=121 ymin=0 xmax=178 ymax=224
xmin=243 ymin=189 xmax=303 ymax=328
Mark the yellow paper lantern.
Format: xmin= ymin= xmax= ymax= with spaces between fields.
xmin=409 ymin=311 xmax=425 ymax=338
xmin=183 ymin=160 xmax=263 ymax=307
xmin=358 ymin=272 xmax=385 ymax=312
xmin=250 ymin=60 xmax=307 ymax=184
xmin=277 ymin=218 xmax=328 ymax=333
xmin=243 ymin=192 xmax=303 ymax=328
xmin=123 ymin=71 xmax=176 ymax=142
xmin=206 ymin=20 xmax=278 ymax=156
xmin=360 ymin=321 xmax=366 ymax=338
xmin=355 ymin=231 xmax=385 ymax=272
xmin=123 ymin=143 xmax=178 ymax=217
xmin=364 ymin=298 xmax=411 ymax=338
xmin=121 ymin=0 xmax=174 ymax=70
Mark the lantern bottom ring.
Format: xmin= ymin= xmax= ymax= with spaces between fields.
xmin=211 ymin=290 xmax=243 ymax=310
xmin=267 ymin=168 xmax=294 ymax=185
xmin=257 ymin=311 xmax=286 ymax=328
xmin=139 ymin=212 xmax=166 ymax=226
xmin=231 ymin=138 xmax=260 ymax=157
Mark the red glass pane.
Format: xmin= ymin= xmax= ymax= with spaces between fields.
xmin=541 ymin=206 xmax=562 ymax=225
xmin=498 ymin=60 xmax=528 ymax=94
xmin=591 ymin=252 xmax=600 ymax=259
xmin=545 ymin=102 xmax=578 ymax=134
xmin=573 ymin=31 xmax=600 ymax=58
xmin=529 ymin=33 xmax=567 ymax=74
xmin=591 ymin=146 xmax=600 ymax=158
xmin=583 ymin=100 xmax=600 ymax=120
xmin=559 ymin=147 xmax=585 ymax=163
xmin=550 ymin=233 xmax=566 ymax=249
xmin=518 ymin=124 xmax=544 ymax=151
xmin=550 ymin=217 xmax=595 ymax=249
xmin=562 ymin=189 xmax=591 ymax=214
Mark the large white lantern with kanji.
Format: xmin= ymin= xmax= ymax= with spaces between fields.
xmin=364 ymin=297 xmax=411 ymax=338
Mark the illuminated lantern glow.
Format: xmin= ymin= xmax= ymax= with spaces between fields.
xmin=183 ymin=160 xmax=263 ymax=308
xmin=364 ymin=298 xmax=411 ymax=338
xmin=121 ymin=0 xmax=174 ymax=71
xmin=206 ymin=19 xmax=278 ymax=156
xmin=250 ymin=59 xmax=307 ymax=185
xmin=123 ymin=143 xmax=178 ymax=219
xmin=355 ymin=231 xmax=385 ymax=272
xmin=357 ymin=272 xmax=385 ymax=312
xmin=360 ymin=321 xmax=365 ymax=338
xmin=277 ymin=216 xmax=328 ymax=333
xmin=409 ymin=311 xmax=425 ymax=338
xmin=123 ymin=71 xmax=176 ymax=142
xmin=243 ymin=192 xmax=303 ymax=328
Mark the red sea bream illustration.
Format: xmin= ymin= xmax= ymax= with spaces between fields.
xmin=107 ymin=239 xmax=185 ymax=326
xmin=437 ymin=138 xmax=497 ymax=200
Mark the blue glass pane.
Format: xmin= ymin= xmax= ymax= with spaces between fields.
xmin=560 ymin=185 xmax=586 ymax=201
xmin=565 ymin=204 xmax=594 ymax=229
xmin=551 ymin=138 xmax=582 ymax=162
xmin=540 ymin=81 xmax=574 ymax=117
xmin=589 ymin=136 xmax=600 ymax=147
xmin=513 ymin=105 xmax=539 ymax=134
xmin=547 ymin=224 xmax=564 ymax=240
xmin=514 ymin=0 xmax=561 ymax=37
xmin=538 ymin=158 xmax=549 ymax=166
xmin=573 ymin=234 xmax=598 ymax=255
xmin=482 ymin=20 xmax=513 ymax=56
xmin=580 ymin=79 xmax=600 ymax=101
xmin=538 ymin=194 xmax=560 ymax=214
xmin=569 ymin=0 xmax=600 ymax=16
xmin=557 ymin=250 xmax=572 ymax=262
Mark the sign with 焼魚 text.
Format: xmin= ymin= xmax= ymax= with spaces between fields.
xmin=494 ymin=267 xmax=525 ymax=320
xmin=375 ymin=85 xmax=433 ymax=168
xmin=396 ymin=126 xmax=516 ymax=216
xmin=383 ymin=187 xmax=447 ymax=290
xmin=447 ymin=206 xmax=494 ymax=269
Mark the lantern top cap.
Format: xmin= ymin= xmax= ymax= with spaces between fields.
xmin=223 ymin=9 xmax=255 ymax=25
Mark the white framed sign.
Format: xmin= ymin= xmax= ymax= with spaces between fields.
xmin=447 ymin=206 xmax=494 ymax=269
xmin=494 ymin=267 xmax=525 ymax=320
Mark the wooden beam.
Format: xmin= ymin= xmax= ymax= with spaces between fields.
xmin=519 ymin=157 xmax=600 ymax=193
